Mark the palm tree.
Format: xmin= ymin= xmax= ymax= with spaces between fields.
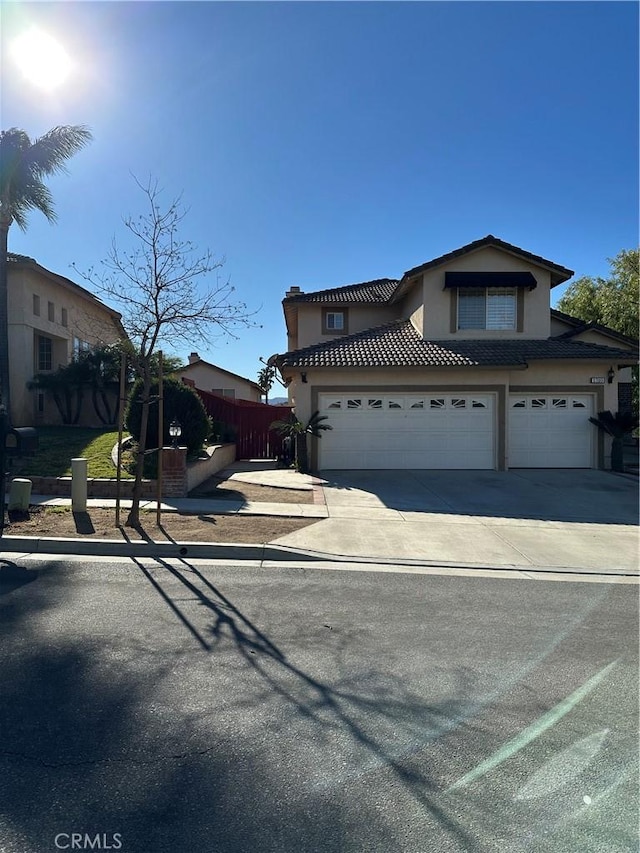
xmin=0 ymin=125 xmax=93 ymax=419
xmin=270 ymin=410 xmax=332 ymax=473
xmin=589 ymin=410 xmax=638 ymax=472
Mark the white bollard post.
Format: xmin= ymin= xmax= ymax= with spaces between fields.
xmin=71 ymin=457 xmax=88 ymax=512
xmin=8 ymin=478 xmax=32 ymax=511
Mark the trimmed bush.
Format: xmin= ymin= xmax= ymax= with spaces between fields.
xmin=125 ymin=378 xmax=209 ymax=455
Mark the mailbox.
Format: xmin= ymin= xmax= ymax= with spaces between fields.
xmin=5 ymin=427 xmax=39 ymax=456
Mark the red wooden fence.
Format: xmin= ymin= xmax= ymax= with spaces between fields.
xmin=195 ymin=388 xmax=292 ymax=460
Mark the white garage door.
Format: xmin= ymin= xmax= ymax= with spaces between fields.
xmin=318 ymin=393 xmax=495 ymax=470
xmin=508 ymin=394 xmax=594 ymax=468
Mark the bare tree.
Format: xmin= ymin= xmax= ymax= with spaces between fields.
xmin=75 ymin=178 xmax=255 ymax=526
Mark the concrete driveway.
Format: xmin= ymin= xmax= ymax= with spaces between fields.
xmin=319 ymin=469 xmax=639 ymax=525
xmin=273 ymin=469 xmax=639 ymax=573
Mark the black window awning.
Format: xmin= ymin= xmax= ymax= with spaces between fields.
xmin=444 ymin=271 xmax=537 ymax=290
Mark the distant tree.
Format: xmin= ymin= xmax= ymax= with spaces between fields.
xmin=81 ymin=344 xmax=124 ymax=426
xmin=0 ymin=125 xmax=93 ymax=417
xmin=557 ymin=248 xmax=638 ymax=340
xmin=74 ymin=177 xmax=255 ymax=527
xmin=28 ymin=359 xmax=90 ymax=424
xmin=558 ymin=248 xmax=638 ymax=413
xmin=257 ymin=364 xmax=276 ymax=403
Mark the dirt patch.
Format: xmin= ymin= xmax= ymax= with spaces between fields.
xmin=4 ymin=506 xmax=318 ymax=544
xmin=190 ymin=475 xmax=315 ymax=505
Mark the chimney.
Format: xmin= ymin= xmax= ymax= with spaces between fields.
xmin=286 ymin=286 xmax=303 ymax=298
xmin=188 ymin=352 xmax=199 ymax=364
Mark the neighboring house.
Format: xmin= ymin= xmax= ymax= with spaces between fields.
xmin=272 ymin=235 xmax=638 ymax=471
xmin=7 ymin=253 xmax=124 ymax=427
xmin=173 ymin=353 xmax=262 ymax=402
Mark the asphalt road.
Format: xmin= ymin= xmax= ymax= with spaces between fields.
xmin=0 ymin=557 xmax=637 ymax=853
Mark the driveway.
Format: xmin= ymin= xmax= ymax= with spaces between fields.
xmin=319 ymin=469 xmax=639 ymax=525
xmin=273 ymin=470 xmax=639 ymax=572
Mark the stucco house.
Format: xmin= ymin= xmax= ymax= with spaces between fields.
xmin=271 ymin=235 xmax=637 ymax=471
xmin=173 ymin=353 xmax=262 ymax=402
xmin=7 ymin=253 xmax=124 ymax=427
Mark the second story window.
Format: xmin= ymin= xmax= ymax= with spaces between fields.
xmin=322 ymin=308 xmax=348 ymax=335
xmin=37 ymin=335 xmax=52 ymax=371
xmin=33 ymin=294 xmax=40 ymax=316
xmin=458 ymin=287 xmax=516 ymax=330
xmin=48 ymin=301 xmax=55 ymax=322
xmin=73 ymin=337 xmax=91 ymax=359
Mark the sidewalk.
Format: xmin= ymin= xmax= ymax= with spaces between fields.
xmin=2 ymin=481 xmax=638 ymax=577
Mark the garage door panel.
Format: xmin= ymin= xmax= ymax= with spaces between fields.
xmin=508 ymin=395 xmax=594 ymax=468
xmin=318 ymin=393 xmax=495 ymax=470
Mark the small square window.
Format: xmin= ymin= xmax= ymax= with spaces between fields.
xmin=61 ymin=307 xmax=68 ymax=327
xmin=367 ymin=399 xmax=382 ymax=409
xmin=531 ymin=398 xmax=547 ymax=409
xmin=410 ymin=400 xmax=425 ymax=409
xmin=48 ymin=301 xmax=55 ymax=322
xmin=33 ymin=294 xmax=40 ymax=316
xmin=451 ymin=398 xmax=466 ymax=409
xmin=388 ymin=400 xmax=403 ymax=409
xmin=322 ymin=308 xmax=348 ymax=335
xmin=347 ymin=398 xmax=362 ymax=409
xmin=430 ymin=399 xmax=446 ymax=409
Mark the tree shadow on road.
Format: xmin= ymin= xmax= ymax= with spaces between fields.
xmin=134 ymin=556 xmax=482 ymax=849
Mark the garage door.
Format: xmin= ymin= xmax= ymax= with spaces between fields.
xmin=508 ymin=394 xmax=594 ymax=468
xmin=318 ymin=393 xmax=495 ymax=470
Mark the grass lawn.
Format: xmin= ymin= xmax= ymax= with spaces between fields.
xmin=11 ymin=427 xmax=133 ymax=479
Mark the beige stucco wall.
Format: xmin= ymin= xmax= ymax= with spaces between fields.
xmin=294 ymin=302 xmax=397 ymax=350
xmin=174 ymin=363 xmax=261 ymax=401
xmin=550 ymin=316 xmax=572 ymax=336
xmin=8 ymin=264 xmax=121 ymax=426
xmin=398 ymin=282 xmax=424 ymax=336
xmin=418 ymin=246 xmax=553 ymax=339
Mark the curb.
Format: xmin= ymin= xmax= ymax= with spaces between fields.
xmin=0 ymin=535 xmax=325 ymax=562
xmin=1 ymin=535 xmax=637 ymax=578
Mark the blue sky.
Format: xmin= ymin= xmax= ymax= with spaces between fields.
xmin=2 ymin=1 xmax=638 ymax=385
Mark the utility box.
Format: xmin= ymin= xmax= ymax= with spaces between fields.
xmin=5 ymin=427 xmax=39 ymax=456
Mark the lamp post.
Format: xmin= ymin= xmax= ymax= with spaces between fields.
xmin=169 ymin=419 xmax=182 ymax=448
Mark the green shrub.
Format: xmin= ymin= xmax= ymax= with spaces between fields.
xmin=125 ymin=378 xmax=209 ymax=455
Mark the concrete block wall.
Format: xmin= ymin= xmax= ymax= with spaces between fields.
xmin=22 ymin=443 xmax=236 ymax=499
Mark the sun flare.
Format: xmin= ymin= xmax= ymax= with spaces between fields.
xmin=11 ymin=28 xmax=72 ymax=90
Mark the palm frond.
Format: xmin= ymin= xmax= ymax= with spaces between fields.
xmin=0 ymin=125 xmax=92 ymax=229
xmin=26 ymin=125 xmax=93 ymax=177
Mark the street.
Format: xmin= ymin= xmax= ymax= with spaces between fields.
xmin=0 ymin=557 xmax=637 ymax=853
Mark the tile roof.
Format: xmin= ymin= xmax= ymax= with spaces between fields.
xmin=401 ymin=235 xmax=574 ymax=286
xmin=276 ymin=320 xmax=637 ymax=369
xmin=283 ymin=278 xmax=399 ymax=305
xmin=550 ymin=308 xmax=639 ymax=347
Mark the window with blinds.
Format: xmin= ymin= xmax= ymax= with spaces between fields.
xmin=458 ymin=287 xmax=516 ymax=330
